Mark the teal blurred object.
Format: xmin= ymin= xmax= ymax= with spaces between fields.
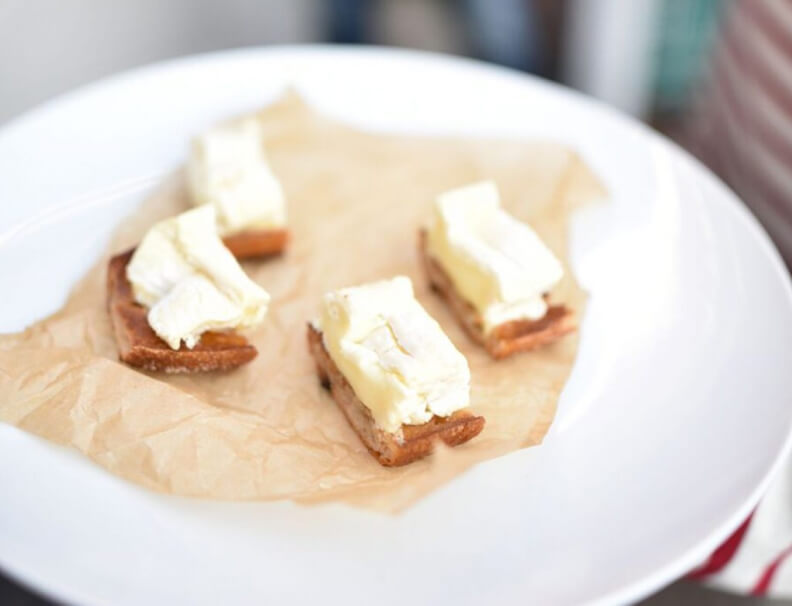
xmin=652 ymin=0 xmax=732 ymax=115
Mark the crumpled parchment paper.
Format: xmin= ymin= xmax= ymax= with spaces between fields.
xmin=0 ymin=93 xmax=605 ymax=512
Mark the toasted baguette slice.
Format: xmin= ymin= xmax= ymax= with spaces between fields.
xmin=419 ymin=230 xmax=575 ymax=359
xmin=307 ymin=324 xmax=485 ymax=467
xmin=222 ymin=228 xmax=289 ymax=259
xmin=107 ymin=250 xmax=257 ymax=373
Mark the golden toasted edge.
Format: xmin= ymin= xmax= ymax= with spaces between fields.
xmin=306 ymin=324 xmax=485 ymax=467
xmin=107 ymin=250 xmax=257 ymax=373
xmin=418 ymin=230 xmax=575 ymax=359
xmin=222 ymin=228 xmax=289 ymax=259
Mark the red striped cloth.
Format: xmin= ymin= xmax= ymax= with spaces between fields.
xmin=685 ymin=0 xmax=792 ymax=597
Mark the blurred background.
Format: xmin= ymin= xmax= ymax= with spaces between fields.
xmin=2 ymin=0 xmax=791 ymax=604
xmin=0 ymin=0 xmax=724 ymax=128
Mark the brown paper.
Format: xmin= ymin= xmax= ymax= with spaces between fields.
xmin=0 ymin=93 xmax=605 ymax=512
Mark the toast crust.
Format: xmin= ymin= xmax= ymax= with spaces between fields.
xmin=307 ymin=324 xmax=485 ymax=466
xmin=107 ymin=250 xmax=257 ymax=373
xmin=419 ymin=230 xmax=575 ymax=359
xmin=222 ymin=228 xmax=289 ymax=259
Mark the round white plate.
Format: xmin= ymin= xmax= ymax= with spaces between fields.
xmin=1 ymin=47 xmax=791 ymax=606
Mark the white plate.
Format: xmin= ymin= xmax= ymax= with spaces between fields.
xmin=1 ymin=46 xmax=792 ymax=606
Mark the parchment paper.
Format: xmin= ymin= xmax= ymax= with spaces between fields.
xmin=0 ymin=93 xmax=605 ymax=512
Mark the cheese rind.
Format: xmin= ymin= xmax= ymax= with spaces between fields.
xmin=126 ymin=205 xmax=270 ymax=349
xmin=425 ymin=181 xmax=564 ymax=332
xmin=316 ymin=277 xmax=470 ymax=434
xmin=188 ymin=119 xmax=287 ymax=235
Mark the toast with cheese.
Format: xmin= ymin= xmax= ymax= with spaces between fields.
xmin=189 ymin=119 xmax=289 ymax=259
xmin=307 ymin=324 xmax=484 ymax=466
xmin=419 ymin=230 xmax=575 ymax=359
xmin=107 ymin=250 xmax=257 ymax=372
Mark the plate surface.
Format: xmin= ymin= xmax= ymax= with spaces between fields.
xmin=1 ymin=46 xmax=792 ymax=606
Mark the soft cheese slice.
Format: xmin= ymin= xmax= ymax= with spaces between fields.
xmin=124 ymin=217 xmax=194 ymax=308
xmin=425 ymin=181 xmax=564 ymax=332
xmin=173 ymin=204 xmax=270 ymax=329
xmin=188 ymin=119 xmax=287 ymax=235
xmin=126 ymin=205 xmax=270 ymax=349
xmin=148 ymin=274 xmax=242 ymax=349
xmin=316 ymin=276 xmax=470 ymax=434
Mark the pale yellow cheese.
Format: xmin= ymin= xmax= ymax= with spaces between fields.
xmin=316 ymin=277 xmax=470 ymax=434
xmin=126 ymin=205 xmax=270 ymax=349
xmin=188 ymin=119 xmax=287 ymax=235
xmin=425 ymin=181 xmax=563 ymax=332
xmin=147 ymin=274 xmax=241 ymax=350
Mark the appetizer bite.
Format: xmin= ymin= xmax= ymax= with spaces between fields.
xmin=420 ymin=181 xmax=574 ymax=359
xmin=308 ymin=277 xmax=484 ymax=466
xmin=188 ymin=119 xmax=289 ymax=258
xmin=108 ymin=205 xmax=269 ymax=372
